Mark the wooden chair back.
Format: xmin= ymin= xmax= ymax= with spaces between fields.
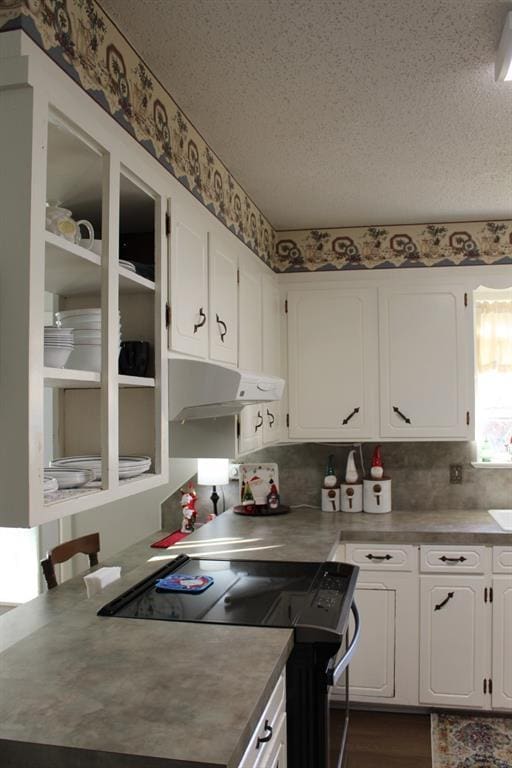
xmin=41 ymin=532 xmax=100 ymax=590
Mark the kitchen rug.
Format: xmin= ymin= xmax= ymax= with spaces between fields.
xmin=431 ymin=713 xmax=512 ymax=767
xmin=150 ymin=530 xmax=189 ymax=548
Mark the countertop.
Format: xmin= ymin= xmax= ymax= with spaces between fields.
xmin=0 ymin=506 xmax=510 ymax=768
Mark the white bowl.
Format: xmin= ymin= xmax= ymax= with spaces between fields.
xmin=66 ymin=345 xmax=101 ymax=372
xmin=44 ymin=346 xmax=73 ymax=368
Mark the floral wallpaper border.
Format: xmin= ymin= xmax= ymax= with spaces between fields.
xmin=2 ymin=2 xmax=512 ymax=276
xmin=0 ymin=0 xmax=275 ymax=266
xmin=275 ymin=221 xmax=512 ymax=272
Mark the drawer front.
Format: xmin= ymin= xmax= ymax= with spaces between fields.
xmin=493 ymin=547 xmax=512 ymax=573
xmin=420 ymin=545 xmax=490 ymax=574
xmin=239 ymin=672 xmax=286 ymax=768
xmin=345 ymin=543 xmax=417 ymax=571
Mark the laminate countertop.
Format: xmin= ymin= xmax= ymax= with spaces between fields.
xmin=0 ymin=507 xmax=510 ymax=768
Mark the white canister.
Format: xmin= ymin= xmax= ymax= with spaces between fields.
xmin=321 ymin=487 xmax=340 ymax=512
xmin=340 ymin=483 xmax=363 ymax=513
xmin=363 ymin=478 xmax=392 ymax=514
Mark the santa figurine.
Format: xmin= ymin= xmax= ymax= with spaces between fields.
xmin=180 ymin=483 xmax=198 ymax=533
xmin=370 ymin=445 xmax=384 ymax=479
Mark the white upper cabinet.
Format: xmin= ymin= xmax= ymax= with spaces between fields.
xmin=287 ymin=287 xmax=378 ymax=439
xmin=379 ymin=285 xmax=472 ymax=439
xmin=0 ymin=45 xmax=168 ymax=527
xmin=208 ymin=230 xmax=238 ymax=365
xmin=169 ymin=196 xmax=208 ymax=358
xmin=238 ymin=248 xmax=263 ymax=373
xmin=262 ymin=272 xmax=281 ymax=376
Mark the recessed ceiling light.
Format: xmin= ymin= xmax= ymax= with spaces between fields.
xmin=496 ymin=11 xmax=512 ymax=81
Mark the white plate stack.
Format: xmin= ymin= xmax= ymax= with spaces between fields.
xmin=55 ymin=308 xmax=121 ymax=372
xmin=44 ymin=326 xmax=74 ymax=368
xmin=44 ymin=466 xmax=95 ymax=489
xmin=51 ymin=455 xmax=151 ymax=480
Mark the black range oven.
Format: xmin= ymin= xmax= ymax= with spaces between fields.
xmin=98 ymin=555 xmax=359 ymax=768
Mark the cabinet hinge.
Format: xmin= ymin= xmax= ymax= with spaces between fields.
xmin=484 ymin=587 xmax=488 ymax=603
xmin=483 ymin=678 xmax=487 ymax=694
xmin=237 ymin=269 xmax=240 ymax=285
xmin=286 ymin=413 xmax=290 ymax=428
xmin=236 ymin=416 xmax=241 ymax=439
xmin=489 ymin=678 xmax=493 ymax=694
xmin=490 ymin=587 xmax=493 ymax=603
xmin=466 ymin=411 xmax=470 ymax=426
xmin=165 ymin=212 xmax=171 ymax=237
xmin=285 ymin=299 xmax=288 ymax=314
xmin=165 ymin=302 xmax=171 ymax=329
xmin=464 ymin=292 xmax=468 ymax=307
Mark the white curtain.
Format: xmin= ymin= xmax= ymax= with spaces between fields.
xmin=476 ymin=301 xmax=512 ymax=373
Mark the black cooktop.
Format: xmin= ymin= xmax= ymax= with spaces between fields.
xmin=98 ymin=555 xmax=358 ymax=644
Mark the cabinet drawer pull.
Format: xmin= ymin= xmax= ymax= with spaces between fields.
xmin=393 ymin=406 xmax=411 ymax=424
xmin=267 ymin=409 xmax=275 ymax=427
xmin=365 ymin=553 xmax=393 ymax=561
xmin=342 ymin=406 xmax=360 ymax=425
xmin=434 ymin=591 xmax=454 ymax=611
xmin=193 ymin=307 xmax=207 ymax=333
xmin=439 ymin=555 xmax=467 ymax=563
xmin=256 ymin=719 xmax=273 ymax=749
xmin=255 ymin=411 xmax=263 ymax=431
xmin=216 ymin=313 xmax=227 ymax=342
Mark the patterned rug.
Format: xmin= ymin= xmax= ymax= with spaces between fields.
xmin=431 ymin=713 xmax=512 ymax=768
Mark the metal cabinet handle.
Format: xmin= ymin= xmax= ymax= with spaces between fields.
xmin=393 ymin=406 xmax=411 ymax=424
xmin=434 ymin=591 xmax=454 ymax=611
xmin=439 ymin=555 xmax=467 ymax=563
xmin=193 ymin=307 xmax=207 ymax=334
xmin=255 ymin=411 xmax=263 ymax=431
xmin=216 ymin=313 xmax=227 ymax=342
xmin=256 ymin=719 xmax=273 ymax=749
xmin=342 ymin=406 xmax=360 ymax=425
xmin=365 ymin=553 xmax=392 ymax=561
xmin=267 ymin=409 xmax=275 ymax=427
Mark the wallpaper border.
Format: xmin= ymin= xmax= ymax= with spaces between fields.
xmin=274 ymin=221 xmax=512 ymax=273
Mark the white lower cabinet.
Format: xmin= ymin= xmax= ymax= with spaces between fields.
xmin=238 ymin=672 xmax=286 ymax=768
xmin=419 ymin=575 xmax=488 ymax=708
xmin=332 ymin=542 xmax=512 ymax=712
xmin=331 ymin=543 xmax=419 ymax=706
xmin=492 ymin=575 xmax=512 ymax=709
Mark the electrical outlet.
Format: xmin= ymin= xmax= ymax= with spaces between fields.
xmin=449 ymin=464 xmax=463 ymax=484
xmin=229 ymin=463 xmax=240 ymax=480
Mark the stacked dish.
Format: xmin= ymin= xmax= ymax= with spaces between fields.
xmin=43 ymin=476 xmax=58 ymax=494
xmin=44 ymin=466 xmax=95 ymax=489
xmin=51 ymin=455 xmax=151 ymax=481
xmin=55 ymin=308 xmax=121 ymax=372
xmin=44 ymin=326 xmax=74 ymax=368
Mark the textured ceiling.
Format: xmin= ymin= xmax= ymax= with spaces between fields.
xmin=101 ymin=0 xmax=512 ymax=229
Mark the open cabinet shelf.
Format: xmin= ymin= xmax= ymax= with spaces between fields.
xmin=43 ymin=369 xmax=155 ymax=388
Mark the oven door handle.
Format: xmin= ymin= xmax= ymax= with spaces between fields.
xmin=326 ymin=602 xmax=360 ymax=686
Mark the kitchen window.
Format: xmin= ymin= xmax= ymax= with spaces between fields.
xmin=475 ymin=290 xmax=512 ymax=463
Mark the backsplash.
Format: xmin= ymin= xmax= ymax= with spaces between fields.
xmin=162 ymin=442 xmax=512 ymax=530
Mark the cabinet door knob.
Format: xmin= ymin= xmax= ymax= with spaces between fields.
xmin=256 ymin=719 xmax=273 ymax=748
xmin=393 ymin=406 xmax=411 ymax=424
xmin=255 ymin=411 xmax=263 ymax=431
xmin=266 ymin=409 xmax=275 ymax=427
xmin=342 ymin=406 xmax=360 ymax=425
xmin=216 ymin=313 xmax=227 ymax=342
xmin=193 ymin=307 xmax=207 ymax=333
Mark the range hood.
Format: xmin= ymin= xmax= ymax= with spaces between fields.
xmin=169 ymin=359 xmax=285 ymax=421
